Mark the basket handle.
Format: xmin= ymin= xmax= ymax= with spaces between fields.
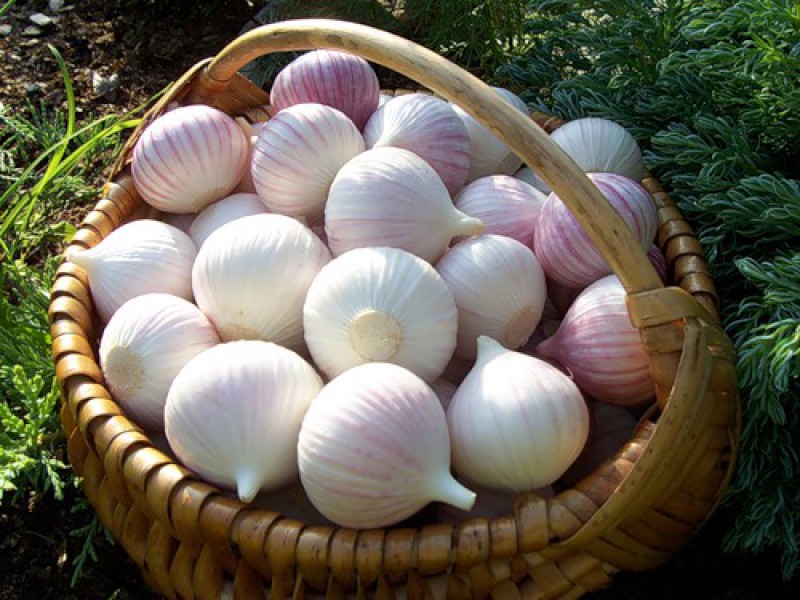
xmin=188 ymin=18 xmax=662 ymax=294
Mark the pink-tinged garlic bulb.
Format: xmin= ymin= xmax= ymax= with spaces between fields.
xmin=303 ymin=247 xmax=458 ymax=383
xmin=451 ymin=87 xmax=529 ymax=183
xmin=447 ymin=336 xmax=590 ymax=491
xmin=560 ymin=400 xmax=638 ymax=487
xmin=65 ymin=219 xmax=196 ymax=323
xmin=515 ymin=165 xmax=552 ymax=195
xmin=189 ymin=192 xmax=267 ymax=248
xmin=192 ymin=214 xmax=330 ymax=349
xmin=325 ymin=147 xmax=485 ymax=263
xmin=131 ymin=105 xmax=249 ymax=213
xmin=270 ymin=49 xmax=380 ymax=130
xmin=297 ymin=362 xmax=476 ymax=528
xmin=550 ymin=117 xmax=647 ymax=181
xmin=454 ymin=175 xmax=547 ymax=247
xmin=534 ymin=172 xmax=658 ymax=289
xmin=363 ymin=93 xmax=470 ymax=196
xmin=534 ymin=275 xmax=655 ymax=406
xmin=252 ymin=103 xmax=365 ymax=224
xmin=435 ymin=234 xmax=547 ymax=359
xmin=99 ymin=293 xmax=219 ymax=431
xmin=165 ymin=340 xmax=323 ymax=502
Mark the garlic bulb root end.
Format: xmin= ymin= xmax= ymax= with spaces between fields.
xmin=349 ymin=309 xmax=403 ymax=362
xmin=103 ymin=346 xmax=143 ymax=396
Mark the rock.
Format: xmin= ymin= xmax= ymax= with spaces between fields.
xmin=92 ymin=71 xmax=121 ymax=97
xmin=22 ymin=25 xmax=42 ymax=37
xmin=0 ymin=24 xmax=11 ymax=37
xmin=29 ymin=13 xmax=55 ymax=27
xmin=26 ymin=82 xmax=46 ymax=95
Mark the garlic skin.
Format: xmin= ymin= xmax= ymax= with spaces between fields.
xmin=534 ymin=172 xmax=658 ymax=289
xmin=363 ymin=93 xmax=470 ymax=196
xmin=515 ymin=165 xmax=552 ymax=195
xmin=447 ymin=336 xmax=590 ymax=492
xmin=454 ymin=175 xmax=547 ymax=248
xmin=270 ymin=49 xmax=380 ymax=130
xmin=189 ymin=192 xmax=267 ymax=248
xmin=550 ymin=117 xmax=647 ymax=181
xmin=99 ymin=293 xmax=219 ymax=431
xmin=165 ymin=340 xmax=323 ymax=502
xmin=66 ymin=219 xmax=197 ymax=323
xmin=131 ymin=105 xmax=249 ymax=213
xmin=452 ymin=87 xmax=529 ymax=183
xmin=192 ymin=214 xmax=331 ymax=349
xmin=325 ymin=147 xmax=485 ymax=264
xmin=303 ymin=247 xmax=458 ymax=383
xmin=534 ymin=275 xmax=655 ymax=406
xmin=298 ymin=362 xmax=476 ymax=528
xmin=435 ymin=234 xmax=547 ymax=359
xmin=252 ymin=103 xmax=365 ymax=224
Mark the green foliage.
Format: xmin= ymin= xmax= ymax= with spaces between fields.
xmin=500 ymin=0 xmax=800 ymax=577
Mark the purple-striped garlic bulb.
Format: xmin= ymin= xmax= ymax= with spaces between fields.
xmin=131 ymin=105 xmax=249 ymax=213
xmin=270 ymin=49 xmax=380 ymax=130
xmin=252 ymin=103 xmax=365 ymax=224
xmin=534 ymin=274 xmax=655 ymax=406
xmin=325 ymin=147 xmax=485 ymax=264
xmin=298 ymin=362 xmax=476 ymax=528
xmin=436 ymin=234 xmax=547 ymax=359
xmin=447 ymin=336 xmax=589 ymax=491
xmin=363 ymin=93 xmax=470 ymax=196
xmin=533 ymin=172 xmax=658 ymax=289
xmin=189 ymin=192 xmax=267 ymax=248
xmin=454 ymin=175 xmax=547 ymax=248
xmin=165 ymin=340 xmax=323 ymax=502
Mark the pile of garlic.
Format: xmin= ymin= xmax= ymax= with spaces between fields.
xmin=67 ymin=49 xmax=662 ymax=529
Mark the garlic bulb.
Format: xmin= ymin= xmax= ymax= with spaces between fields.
xmin=192 ymin=213 xmax=331 ymax=348
xmin=303 ymin=247 xmax=458 ymax=382
xmin=165 ymin=340 xmax=323 ymax=502
xmin=363 ymin=93 xmax=470 ymax=195
xmin=325 ymin=147 xmax=485 ymax=263
xmin=447 ymin=336 xmax=590 ymax=491
xmin=270 ymin=49 xmax=380 ymax=130
xmin=252 ymin=103 xmax=365 ymax=224
xmin=454 ymin=175 xmax=547 ymax=247
xmin=550 ymin=117 xmax=647 ymax=181
xmin=131 ymin=105 xmax=249 ymax=213
xmin=298 ymin=362 xmax=476 ymax=528
xmin=66 ymin=219 xmax=196 ymax=323
xmin=451 ymin=87 xmax=529 ymax=183
xmin=534 ymin=172 xmax=658 ymax=288
xmin=534 ymin=275 xmax=655 ymax=406
xmin=189 ymin=192 xmax=267 ymax=248
xmin=515 ymin=165 xmax=552 ymax=195
xmin=435 ymin=234 xmax=547 ymax=359
xmin=99 ymin=293 xmax=219 ymax=431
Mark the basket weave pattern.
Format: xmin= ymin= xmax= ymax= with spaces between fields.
xmin=50 ymin=20 xmax=739 ymax=599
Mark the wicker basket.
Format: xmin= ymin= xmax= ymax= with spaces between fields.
xmin=49 ymin=19 xmax=740 ymax=599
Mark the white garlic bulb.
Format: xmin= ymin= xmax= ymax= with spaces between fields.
xmin=131 ymin=105 xmax=249 ymax=213
xmin=66 ymin=219 xmax=197 ymax=323
xmin=99 ymin=293 xmax=219 ymax=431
xmin=270 ymin=49 xmax=380 ymax=130
xmin=165 ymin=340 xmax=323 ymax=502
xmin=550 ymin=117 xmax=647 ymax=181
xmin=252 ymin=103 xmax=365 ymax=224
xmin=435 ymin=234 xmax=547 ymax=359
xmin=325 ymin=147 xmax=485 ymax=264
xmin=454 ymin=175 xmax=547 ymax=248
xmin=192 ymin=213 xmax=331 ymax=348
xmin=303 ymin=247 xmax=458 ymax=383
xmin=447 ymin=336 xmax=590 ymax=491
xmin=189 ymin=192 xmax=267 ymax=248
xmin=452 ymin=87 xmax=529 ymax=183
xmin=363 ymin=93 xmax=470 ymax=196
xmin=298 ymin=362 xmax=476 ymax=528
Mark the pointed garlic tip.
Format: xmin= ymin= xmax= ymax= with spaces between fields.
xmin=434 ymin=473 xmax=477 ymax=511
xmin=349 ymin=309 xmax=403 ymax=361
xmin=236 ymin=468 xmax=262 ymax=503
xmin=505 ymin=305 xmax=541 ymax=349
xmin=457 ymin=214 xmax=486 ymax=237
xmin=64 ymin=245 xmax=91 ymax=268
xmin=476 ymin=335 xmax=508 ymax=362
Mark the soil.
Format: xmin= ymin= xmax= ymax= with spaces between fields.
xmin=2 ymin=1 xmax=800 ymax=598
